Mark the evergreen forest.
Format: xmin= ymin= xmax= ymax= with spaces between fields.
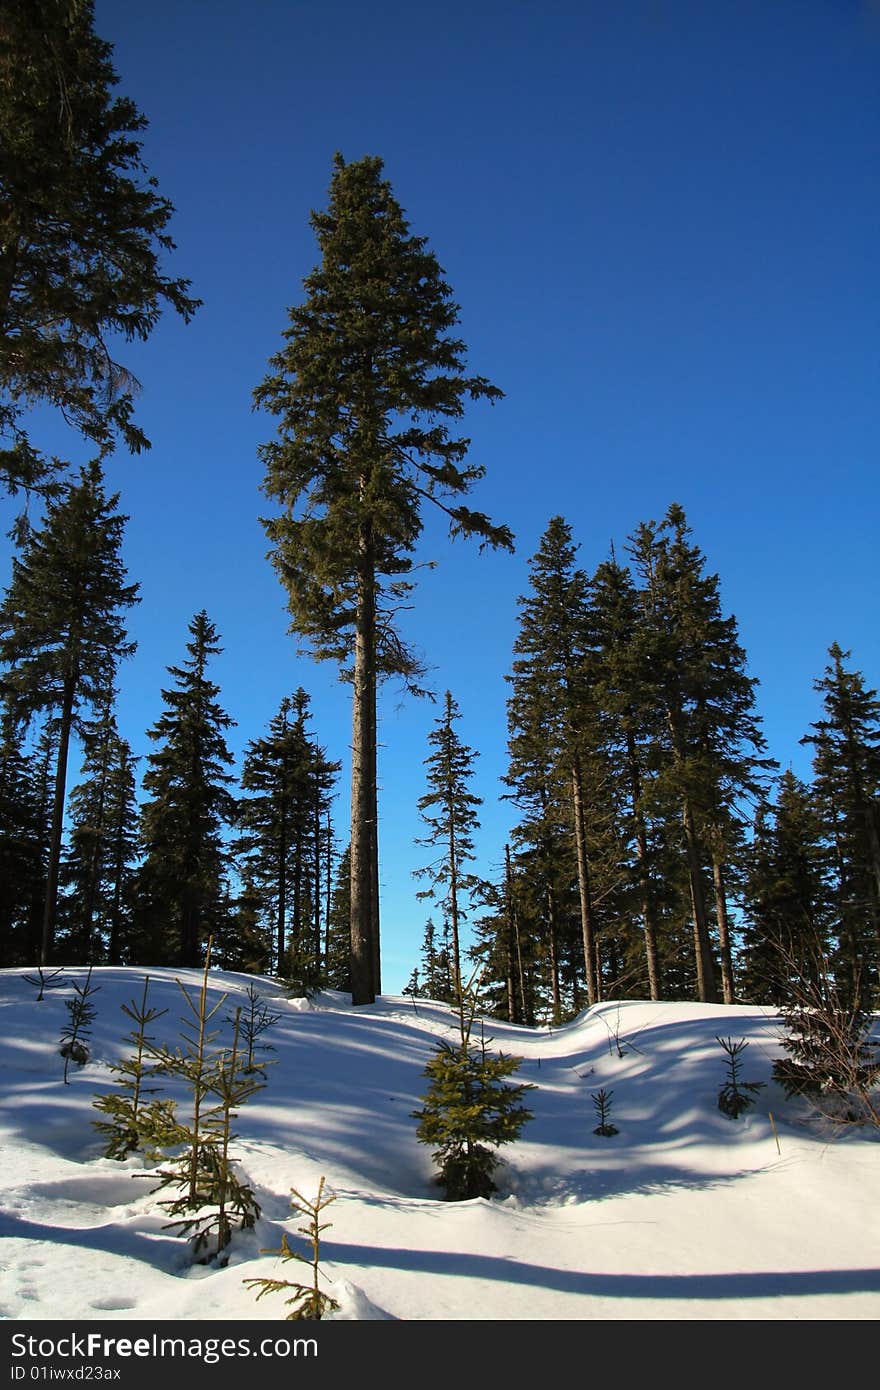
xmin=1 ymin=1 xmax=878 ymax=1043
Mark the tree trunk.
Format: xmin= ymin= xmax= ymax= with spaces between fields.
xmin=350 ymin=520 xmax=377 ymax=1005
xmin=712 ymin=852 xmax=735 ymax=1004
xmin=41 ymin=675 xmax=75 ymax=965
xmin=504 ymin=845 xmax=520 ymax=1024
xmin=682 ymin=798 xmax=717 ymax=1002
xmin=546 ymin=882 xmax=562 ymax=1024
xmin=79 ymin=738 xmax=110 ymax=962
xmin=313 ymin=784 xmax=322 ymax=971
xmin=625 ymin=731 xmax=662 ymax=1000
xmin=448 ymin=816 xmax=463 ymax=1006
xmin=108 ymin=801 xmax=125 ymax=966
xmin=570 ymin=753 xmax=600 ymax=1005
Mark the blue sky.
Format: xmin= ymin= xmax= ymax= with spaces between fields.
xmin=4 ymin=0 xmax=878 ymax=992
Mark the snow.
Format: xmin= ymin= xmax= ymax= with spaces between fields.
xmin=1 ymin=966 xmax=878 ymax=1322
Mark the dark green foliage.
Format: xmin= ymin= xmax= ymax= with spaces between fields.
xmin=236 ymin=690 xmax=338 ymax=978
xmin=59 ymin=705 xmax=138 ymax=964
xmin=244 ymin=1177 xmax=340 ymax=1320
xmin=59 ymin=965 xmax=99 ymax=1082
xmin=414 ymin=916 xmax=454 ymax=1003
xmin=801 ymin=644 xmax=880 ymax=1007
xmin=505 ymin=517 xmax=606 ymax=1013
xmin=92 ymin=976 xmax=178 ymax=1160
xmin=146 ymin=955 xmax=263 ymax=1262
xmin=627 ymin=504 xmax=774 ymax=1003
xmin=716 ymin=1037 xmax=764 ymax=1119
xmin=740 ymin=774 xmax=834 ymax=1005
xmin=255 ymin=152 xmax=511 ymax=1005
xmin=415 ymin=692 xmax=483 ymax=1004
xmin=322 ymin=843 xmax=351 ymax=991
xmin=772 ymin=966 xmax=879 ymax=1124
xmin=0 ymin=0 xmax=199 ymax=496
xmin=591 ymin=1087 xmax=619 ymax=1136
xmin=413 ymin=1032 xmax=534 ymax=1200
xmin=0 ymin=713 xmax=46 ymax=964
xmin=136 ymin=613 xmax=235 ymax=967
xmin=0 ymin=464 xmax=139 ymax=962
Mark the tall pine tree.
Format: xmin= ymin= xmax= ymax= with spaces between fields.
xmin=627 ymin=504 xmax=772 ymax=1003
xmin=0 ymin=462 xmax=138 ymax=961
xmin=414 ymin=692 xmax=483 ymax=1005
xmin=255 ymin=153 xmax=511 ymax=1004
xmin=237 ymin=689 xmax=338 ymax=978
xmin=136 ymin=612 xmax=235 ymax=966
xmin=0 ymin=0 xmax=199 ymax=498
xmin=802 ymin=644 xmax=880 ymax=1006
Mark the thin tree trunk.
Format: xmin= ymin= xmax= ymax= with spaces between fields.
xmin=546 ymin=882 xmax=562 ymax=1025
xmin=571 ymin=753 xmax=600 ymax=1005
xmin=80 ymin=731 xmax=110 ymax=962
xmin=277 ymin=800 xmax=287 ymax=973
xmin=504 ymin=844 xmax=519 ymax=1024
xmin=682 ymin=798 xmax=717 ymax=1002
xmin=313 ymin=783 xmax=322 ymax=972
xmin=712 ymin=852 xmax=735 ymax=1004
xmin=41 ymin=676 xmax=75 ymax=964
xmin=323 ymin=809 xmax=333 ymax=971
xmin=626 ymin=731 xmax=661 ymax=999
xmin=108 ymin=798 xmax=125 ymax=966
xmin=350 ymin=519 xmax=377 ymax=1005
xmin=447 ymin=816 xmax=462 ymax=1006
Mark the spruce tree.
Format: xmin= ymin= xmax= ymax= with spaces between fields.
xmin=137 ymin=612 xmax=235 ymax=966
xmin=0 ymin=0 xmax=199 ymax=497
xmin=413 ymin=994 xmax=534 ymax=1200
xmin=0 ymin=709 xmax=45 ymax=965
xmin=414 ymin=691 xmax=483 ymax=1006
xmin=255 ymin=153 xmax=512 ymax=1005
xmin=323 ymin=844 xmax=352 ymax=991
xmin=92 ymin=975 xmax=178 ymax=1160
xmin=587 ymin=555 xmax=667 ymax=1000
xmin=0 ymin=463 xmax=139 ymax=961
xmin=237 ymin=690 xmax=338 ymax=978
xmin=802 ymin=644 xmax=880 ymax=1006
xmin=60 ymin=703 xmax=137 ymax=963
xmin=740 ymin=772 xmax=834 ymax=1004
xmin=627 ymin=504 xmax=773 ymax=1003
xmin=505 ymin=518 xmax=605 ymax=1006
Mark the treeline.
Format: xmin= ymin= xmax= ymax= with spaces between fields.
xmin=406 ymin=508 xmax=880 ymax=1025
xmin=0 ymin=467 xmax=349 ymax=981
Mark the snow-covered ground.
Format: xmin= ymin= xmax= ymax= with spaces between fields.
xmin=0 ymin=965 xmax=877 ymax=1322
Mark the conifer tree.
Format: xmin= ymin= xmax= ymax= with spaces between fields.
xmin=237 ymin=690 xmax=338 ymax=977
xmin=0 ymin=0 xmax=199 ymax=498
xmin=0 ymin=463 xmax=139 ymax=961
xmin=245 ymin=1177 xmax=340 ymax=1320
xmin=60 ymin=704 xmax=137 ymax=962
xmin=587 ymin=555 xmax=666 ymax=999
xmin=627 ymin=504 xmax=773 ymax=1002
xmin=137 ymin=612 xmax=235 ymax=966
xmin=59 ymin=964 xmax=99 ymax=1082
xmin=505 ymin=518 xmax=604 ymax=1005
xmin=0 ymin=710 xmax=44 ymax=965
xmin=255 ymin=153 xmax=512 ymax=1005
xmin=740 ymin=773 xmax=834 ymax=1004
xmin=802 ymin=644 xmax=880 ymax=1005
xmin=414 ymin=691 xmax=483 ymax=1006
xmin=92 ymin=976 xmax=178 ymax=1160
xmin=415 ymin=916 xmax=454 ymax=1003
xmin=323 ymin=844 xmax=352 ymax=991
xmin=413 ymin=985 xmax=534 ymax=1200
